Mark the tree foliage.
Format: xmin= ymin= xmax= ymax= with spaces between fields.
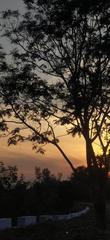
xmin=0 ymin=161 xmax=18 ymax=189
xmin=0 ymin=0 xmax=110 ymax=173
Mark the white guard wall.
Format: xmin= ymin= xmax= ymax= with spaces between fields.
xmin=0 ymin=218 xmax=12 ymax=230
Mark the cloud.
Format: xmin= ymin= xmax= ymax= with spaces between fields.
xmin=0 ymin=128 xmax=86 ymax=180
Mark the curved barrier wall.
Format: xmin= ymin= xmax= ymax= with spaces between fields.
xmin=0 ymin=206 xmax=90 ymax=230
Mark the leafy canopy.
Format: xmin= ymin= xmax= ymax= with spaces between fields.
xmin=1 ymin=0 xmax=110 ymax=171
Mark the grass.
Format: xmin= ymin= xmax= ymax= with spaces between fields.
xmin=0 ymin=204 xmax=110 ymax=240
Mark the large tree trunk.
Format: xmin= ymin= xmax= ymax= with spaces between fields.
xmin=86 ymin=140 xmax=107 ymax=230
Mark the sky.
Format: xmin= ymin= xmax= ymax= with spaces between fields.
xmin=0 ymin=0 xmax=86 ymax=180
xmin=0 ymin=0 xmax=24 ymax=11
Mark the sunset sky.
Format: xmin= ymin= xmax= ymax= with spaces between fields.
xmin=0 ymin=0 xmax=88 ymax=179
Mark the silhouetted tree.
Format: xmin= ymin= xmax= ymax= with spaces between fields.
xmin=0 ymin=0 xmax=110 ymax=229
xmin=0 ymin=162 xmax=27 ymax=217
xmin=0 ymin=162 xmax=18 ymax=189
xmin=35 ymin=167 xmax=57 ymax=183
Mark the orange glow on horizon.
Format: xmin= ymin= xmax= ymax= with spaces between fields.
xmin=0 ymin=133 xmax=86 ymax=179
xmin=0 ymin=119 xmax=104 ymax=179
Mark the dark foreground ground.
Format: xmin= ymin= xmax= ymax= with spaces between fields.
xmin=0 ymin=204 xmax=110 ymax=240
